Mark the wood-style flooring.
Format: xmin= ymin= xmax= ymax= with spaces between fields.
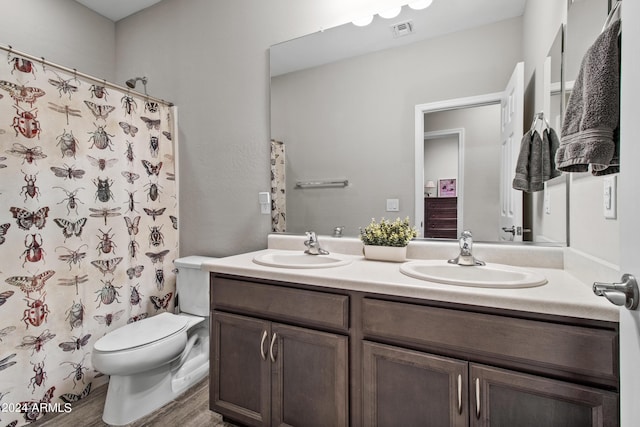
xmin=32 ymin=377 xmax=238 ymax=427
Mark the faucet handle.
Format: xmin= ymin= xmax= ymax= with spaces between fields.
xmin=305 ymin=231 xmax=317 ymax=245
xmin=303 ymin=231 xmax=329 ymax=255
xmin=459 ymin=230 xmax=473 ymax=253
xmin=449 ymin=230 xmax=484 ymax=266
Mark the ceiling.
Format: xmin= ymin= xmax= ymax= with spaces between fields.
xmin=271 ymin=0 xmax=526 ymax=76
xmin=74 ymin=0 xmax=164 ymax=21
xmin=74 ymin=0 xmax=527 ymax=71
xmin=76 ymin=0 xmax=526 ymax=27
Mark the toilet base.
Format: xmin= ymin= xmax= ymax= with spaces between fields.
xmin=102 ymin=359 xmax=209 ymax=425
xmin=101 ymin=327 xmax=209 ymax=426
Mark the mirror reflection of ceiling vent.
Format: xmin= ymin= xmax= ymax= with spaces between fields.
xmin=391 ymin=20 xmax=414 ymax=38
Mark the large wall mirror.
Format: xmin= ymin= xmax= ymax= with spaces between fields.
xmin=270 ymin=0 xmax=609 ymax=244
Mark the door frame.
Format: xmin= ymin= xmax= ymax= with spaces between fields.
xmin=619 ymin=1 xmax=640 ymax=424
xmin=423 ymin=128 xmax=465 ymax=238
xmin=414 ymin=92 xmax=502 ymax=237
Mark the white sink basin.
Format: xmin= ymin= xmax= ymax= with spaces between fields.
xmin=400 ymin=260 xmax=547 ymax=288
xmin=253 ymin=250 xmax=352 ymax=269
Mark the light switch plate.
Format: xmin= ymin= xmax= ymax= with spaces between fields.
xmin=386 ymin=198 xmax=399 ymax=212
xmin=259 ymin=192 xmax=271 ymax=215
xmin=544 ymin=186 xmax=551 ymax=214
xmin=603 ymin=176 xmax=617 ymax=219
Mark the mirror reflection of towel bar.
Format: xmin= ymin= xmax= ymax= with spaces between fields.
xmin=295 ymin=179 xmax=349 ymax=188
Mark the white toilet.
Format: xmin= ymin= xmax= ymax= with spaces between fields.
xmin=92 ymin=256 xmax=214 ymax=426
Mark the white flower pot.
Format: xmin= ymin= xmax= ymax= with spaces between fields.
xmin=363 ymin=245 xmax=407 ymax=262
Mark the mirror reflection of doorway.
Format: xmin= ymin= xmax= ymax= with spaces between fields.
xmin=423 ymin=130 xmax=461 ymax=239
xmin=423 ymin=103 xmax=503 ymax=241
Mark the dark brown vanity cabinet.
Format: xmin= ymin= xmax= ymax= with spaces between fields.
xmin=471 ymin=364 xmax=618 ymax=427
xmin=363 ymin=341 xmax=469 ymax=426
xmin=363 ymin=341 xmax=618 ymax=427
xmin=210 ymin=276 xmax=349 ymax=427
xmin=361 ymin=298 xmax=619 ymax=427
xmin=210 ymin=274 xmax=619 ymax=426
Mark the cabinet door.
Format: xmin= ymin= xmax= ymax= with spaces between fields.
xmin=470 ymin=364 xmax=619 ymax=427
xmin=271 ymin=323 xmax=349 ymax=427
xmin=211 ymin=311 xmax=271 ymax=427
xmin=363 ymin=341 xmax=469 ymax=427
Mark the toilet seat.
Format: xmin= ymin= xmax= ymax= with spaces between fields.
xmin=94 ymin=312 xmax=189 ymax=352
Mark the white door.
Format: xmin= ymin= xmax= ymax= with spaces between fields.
xmin=619 ymin=2 xmax=640 ymax=425
xmin=499 ymin=62 xmax=524 ymax=242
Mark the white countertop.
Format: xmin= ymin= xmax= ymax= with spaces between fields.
xmin=202 ymin=237 xmax=619 ymax=323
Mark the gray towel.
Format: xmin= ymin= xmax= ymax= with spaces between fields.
xmin=544 ymin=128 xmax=562 ymax=182
xmin=512 ymin=129 xmax=561 ymax=193
xmin=512 ymin=131 xmax=540 ymax=192
xmin=555 ymin=19 xmax=620 ymax=175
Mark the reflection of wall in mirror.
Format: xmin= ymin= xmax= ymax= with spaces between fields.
xmin=565 ymin=0 xmax=610 ymax=81
xmin=532 ymin=25 xmax=568 ymax=245
xmin=563 ymin=0 xmax=619 ymax=264
xmin=424 ymin=135 xmax=457 ymax=192
xmin=271 ymin=18 xmax=522 ymax=237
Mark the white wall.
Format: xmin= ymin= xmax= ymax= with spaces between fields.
xmin=523 ymin=0 xmax=619 ymax=264
xmin=115 ymin=0 xmax=407 ymax=256
xmin=563 ymin=0 xmax=619 ymax=264
xmin=116 ymin=0 xmax=616 ymax=261
xmin=4 ymin=0 xmax=617 ymax=261
xmin=0 ymin=0 xmax=115 ymax=81
xmin=424 ymin=136 xmax=458 ymax=189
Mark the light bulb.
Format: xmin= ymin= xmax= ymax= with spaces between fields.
xmin=379 ymin=6 xmax=402 ymax=19
xmin=352 ymin=15 xmax=374 ymax=26
xmin=408 ymin=0 xmax=433 ymax=10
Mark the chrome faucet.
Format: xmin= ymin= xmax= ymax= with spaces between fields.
xmin=304 ymin=231 xmax=329 ymax=255
xmin=448 ymin=230 xmax=485 ymax=266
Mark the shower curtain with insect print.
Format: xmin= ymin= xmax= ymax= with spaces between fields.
xmin=0 ymin=52 xmax=178 ymax=426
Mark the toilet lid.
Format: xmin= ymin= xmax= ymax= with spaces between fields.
xmin=94 ymin=312 xmax=190 ymax=352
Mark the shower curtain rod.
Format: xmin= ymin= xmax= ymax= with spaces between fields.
xmin=1 ymin=43 xmax=174 ymax=106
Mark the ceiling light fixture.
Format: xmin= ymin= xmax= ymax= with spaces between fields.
xmin=352 ymin=1 xmax=433 ymax=27
xmin=408 ymin=0 xmax=433 ymax=10
xmin=378 ymin=6 xmax=402 ymax=19
xmin=352 ymin=15 xmax=374 ymax=27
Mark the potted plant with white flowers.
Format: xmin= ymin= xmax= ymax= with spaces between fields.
xmin=359 ymin=217 xmax=418 ymax=262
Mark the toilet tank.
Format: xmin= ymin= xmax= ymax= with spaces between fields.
xmin=173 ymin=256 xmax=216 ymax=317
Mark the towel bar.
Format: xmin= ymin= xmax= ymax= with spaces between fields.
xmin=295 ymin=179 xmax=349 ymax=188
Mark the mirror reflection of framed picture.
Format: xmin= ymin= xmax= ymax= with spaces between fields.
xmin=438 ymin=178 xmax=457 ymax=197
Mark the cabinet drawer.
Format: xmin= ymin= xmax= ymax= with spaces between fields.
xmin=426 ymin=210 xmax=457 ymax=220
xmin=427 ymin=219 xmax=457 ymax=230
xmin=425 ymin=229 xmax=458 ymax=239
xmin=212 ymin=276 xmax=349 ymax=332
xmin=362 ymin=298 xmax=618 ymax=387
xmin=425 ymin=197 xmax=457 ymax=208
